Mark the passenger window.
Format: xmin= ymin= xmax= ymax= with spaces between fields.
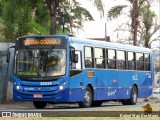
xmin=136 ymin=53 xmax=144 ymax=71
xmin=117 ymin=51 xmax=126 ymax=69
xmin=85 ymin=47 xmax=94 ymax=68
xmin=107 ymin=49 xmax=116 ymax=69
xmin=95 ymin=48 xmax=105 ymax=69
xmin=144 ymin=54 xmax=150 ymax=71
xmin=127 ymin=52 xmax=135 ymax=70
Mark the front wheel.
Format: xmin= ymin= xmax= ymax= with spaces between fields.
xmin=78 ymin=87 xmax=92 ymax=108
xmin=33 ymin=101 xmax=47 ymax=109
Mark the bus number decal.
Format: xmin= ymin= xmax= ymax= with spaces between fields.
xmin=132 ymin=74 xmax=138 ymax=81
xmin=40 ymin=82 xmax=52 ymax=86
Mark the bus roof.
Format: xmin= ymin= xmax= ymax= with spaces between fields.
xmin=17 ymin=34 xmax=70 ymax=39
xmin=17 ymin=35 xmax=151 ymax=53
xmin=70 ymin=37 xmax=151 ymax=53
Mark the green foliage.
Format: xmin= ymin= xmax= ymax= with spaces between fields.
xmin=45 ymin=0 xmax=104 ymax=34
xmin=57 ymin=1 xmax=94 ymax=33
xmin=88 ymin=0 xmax=104 ymax=17
xmin=0 ymin=17 xmax=5 ymax=41
xmin=107 ymin=0 xmax=159 ymax=47
xmin=32 ymin=21 xmax=49 ymax=35
xmin=0 ymin=0 xmax=100 ymax=39
xmin=0 ymin=0 xmax=2 ymax=16
xmin=2 ymin=0 xmax=16 ymax=42
xmin=35 ymin=0 xmax=49 ymax=25
xmin=108 ymin=5 xmax=127 ymax=20
xmin=139 ymin=3 xmax=160 ymax=48
xmin=1 ymin=0 xmax=32 ymax=42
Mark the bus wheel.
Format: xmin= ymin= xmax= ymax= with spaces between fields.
xmin=122 ymin=100 xmax=128 ymax=105
xmin=128 ymin=86 xmax=138 ymax=105
xmin=33 ymin=101 xmax=47 ymax=109
xmin=78 ymin=87 xmax=92 ymax=108
xmin=91 ymin=101 xmax=102 ymax=107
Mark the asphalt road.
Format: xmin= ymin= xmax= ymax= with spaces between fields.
xmin=0 ymin=101 xmax=159 ymax=111
xmin=0 ymin=102 xmax=159 ymax=117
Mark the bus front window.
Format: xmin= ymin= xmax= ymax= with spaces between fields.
xmin=15 ymin=49 xmax=66 ymax=77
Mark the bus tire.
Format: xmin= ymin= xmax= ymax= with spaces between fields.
xmin=78 ymin=86 xmax=92 ymax=108
xmin=33 ymin=101 xmax=47 ymax=109
xmin=128 ymin=86 xmax=138 ymax=105
xmin=122 ymin=100 xmax=128 ymax=105
xmin=91 ymin=101 xmax=103 ymax=107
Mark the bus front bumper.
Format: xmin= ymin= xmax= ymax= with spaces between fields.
xmin=13 ymin=88 xmax=69 ymax=103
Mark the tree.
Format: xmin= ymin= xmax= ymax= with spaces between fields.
xmin=45 ymin=0 xmax=104 ymax=34
xmin=57 ymin=1 xmax=94 ymax=33
xmin=138 ymin=3 xmax=160 ymax=48
xmin=2 ymin=0 xmax=16 ymax=42
xmin=107 ymin=0 xmax=151 ymax=46
xmin=1 ymin=0 xmax=98 ymax=41
xmin=0 ymin=0 xmax=2 ymax=16
xmin=2 ymin=0 xmax=32 ymax=42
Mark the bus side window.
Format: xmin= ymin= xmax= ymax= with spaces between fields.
xmin=127 ymin=52 xmax=135 ymax=70
xmin=136 ymin=53 xmax=144 ymax=71
xmin=95 ymin=48 xmax=105 ymax=69
xmin=144 ymin=54 xmax=150 ymax=71
xmin=85 ymin=46 xmax=94 ymax=68
xmin=107 ymin=49 xmax=116 ymax=69
xmin=117 ymin=50 xmax=126 ymax=70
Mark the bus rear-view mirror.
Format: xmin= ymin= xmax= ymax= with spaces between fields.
xmin=74 ymin=54 xmax=78 ymax=63
xmin=6 ymin=46 xmax=15 ymax=63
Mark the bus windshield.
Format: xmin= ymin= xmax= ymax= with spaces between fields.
xmin=14 ymin=48 xmax=66 ymax=77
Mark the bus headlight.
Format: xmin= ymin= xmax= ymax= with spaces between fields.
xmin=59 ymin=82 xmax=66 ymax=91
xmin=59 ymin=86 xmax=64 ymax=90
xmin=16 ymin=85 xmax=20 ymax=90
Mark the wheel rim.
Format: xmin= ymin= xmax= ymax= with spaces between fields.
xmin=132 ymin=89 xmax=137 ymax=103
xmin=84 ymin=91 xmax=91 ymax=104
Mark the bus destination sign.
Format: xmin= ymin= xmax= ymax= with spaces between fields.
xmin=23 ymin=38 xmax=61 ymax=46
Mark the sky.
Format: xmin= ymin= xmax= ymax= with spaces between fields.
xmin=75 ymin=0 xmax=160 ymax=48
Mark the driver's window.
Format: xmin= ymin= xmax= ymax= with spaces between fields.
xmin=70 ymin=51 xmax=82 ymax=70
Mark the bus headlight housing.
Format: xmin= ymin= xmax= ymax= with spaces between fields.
xmin=59 ymin=86 xmax=64 ymax=90
xmin=59 ymin=82 xmax=66 ymax=91
xmin=16 ymin=85 xmax=20 ymax=90
xmin=14 ymin=82 xmax=21 ymax=90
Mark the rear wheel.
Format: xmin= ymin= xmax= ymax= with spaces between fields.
xmin=33 ymin=101 xmax=47 ymax=109
xmin=122 ymin=100 xmax=128 ymax=105
xmin=128 ymin=86 xmax=138 ymax=105
xmin=122 ymin=86 xmax=138 ymax=105
xmin=91 ymin=101 xmax=102 ymax=107
xmin=78 ymin=87 xmax=92 ymax=108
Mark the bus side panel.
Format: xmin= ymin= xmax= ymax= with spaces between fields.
xmin=117 ymin=71 xmax=152 ymax=98
xmin=137 ymin=72 xmax=153 ymax=98
xmin=95 ymin=70 xmax=131 ymax=100
xmin=94 ymin=70 xmax=152 ymax=100
xmin=68 ymin=71 xmax=86 ymax=102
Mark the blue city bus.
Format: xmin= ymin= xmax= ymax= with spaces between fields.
xmin=7 ymin=34 xmax=154 ymax=109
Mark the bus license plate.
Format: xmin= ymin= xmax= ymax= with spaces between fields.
xmin=33 ymin=94 xmax=43 ymax=98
